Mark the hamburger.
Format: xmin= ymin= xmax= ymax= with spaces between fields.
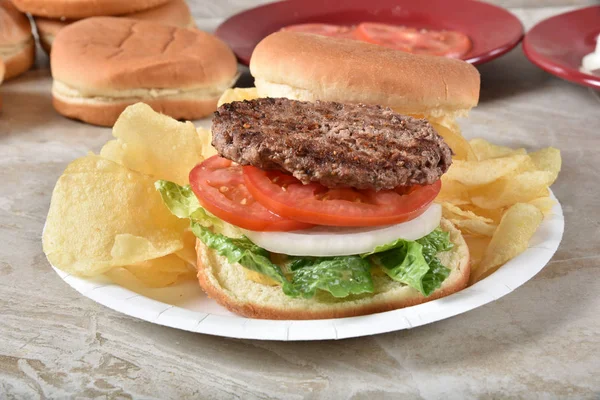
xmin=157 ymin=32 xmax=479 ymax=320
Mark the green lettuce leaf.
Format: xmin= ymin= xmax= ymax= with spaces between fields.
xmin=190 ymin=221 xmax=298 ymax=297
xmin=363 ymin=229 xmax=453 ymax=296
xmin=155 ymin=180 xmax=241 ymax=237
xmin=291 ymin=256 xmax=374 ymax=298
xmin=417 ymin=229 xmax=453 ymax=295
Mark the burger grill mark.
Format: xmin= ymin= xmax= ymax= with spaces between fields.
xmin=212 ymin=98 xmax=452 ymax=191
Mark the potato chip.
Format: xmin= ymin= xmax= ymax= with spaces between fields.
xmin=528 ymin=197 xmax=556 ymax=216
xmin=431 ymin=122 xmax=476 ymax=161
xmin=460 ymin=204 xmax=505 ymax=224
xmin=124 ymin=254 xmax=195 ymax=288
xmin=197 ymin=127 xmax=218 ymax=159
xmin=217 ymin=87 xmax=259 ymax=107
xmin=470 ymin=171 xmax=555 ymax=209
xmin=469 ymin=138 xmax=527 ymax=160
xmin=43 ymin=155 xmax=187 ymax=276
xmin=100 ymin=103 xmax=204 ymax=185
xmin=175 ymin=229 xmax=198 ymax=266
xmin=445 ymin=155 xmax=530 ymax=186
xmin=470 ymin=203 xmax=543 ymax=284
xmin=436 ymin=176 xmax=471 ymax=205
xmin=450 ymin=219 xmax=497 ymax=237
xmin=528 ymin=147 xmax=561 ymax=182
xmin=106 ymin=255 xmax=196 ymax=289
xmin=441 ymin=202 xmax=494 ymax=224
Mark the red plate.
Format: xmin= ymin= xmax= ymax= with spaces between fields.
xmin=523 ymin=6 xmax=600 ymax=89
xmin=215 ymin=0 xmax=523 ymax=66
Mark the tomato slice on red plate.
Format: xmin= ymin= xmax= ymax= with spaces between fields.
xmin=355 ymin=22 xmax=471 ymax=58
xmin=281 ymin=23 xmax=357 ymax=39
xmin=243 ymin=166 xmax=441 ymax=227
xmin=189 ymin=156 xmax=312 ymax=231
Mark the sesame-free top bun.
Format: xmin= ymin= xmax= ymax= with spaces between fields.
xmin=195 ymin=219 xmax=470 ymax=320
xmin=11 ymin=0 xmax=170 ymax=19
xmin=0 ymin=59 xmax=4 ymax=110
xmin=250 ymin=31 xmax=480 ymax=119
xmin=0 ymin=0 xmax=35 ymax=80
xmin=35 ymin=0 xmax=195 ymax=53
xmin=51 ymin=17 xmax=238 ymax=126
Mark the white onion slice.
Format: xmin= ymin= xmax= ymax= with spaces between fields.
xmin=242 ymin=204 xmax=442 ymax=257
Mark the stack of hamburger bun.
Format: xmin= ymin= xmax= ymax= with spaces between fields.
xmin=1 ymin=0 xmax=238 ymax=125
xmin=0 ymin=0 xmax=35 ymax=80
xmin=31 ymin=0 xmax=196 ymax=53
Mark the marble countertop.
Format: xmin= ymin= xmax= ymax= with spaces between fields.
xmin=1 ymin=2 xmax=599 ymax=399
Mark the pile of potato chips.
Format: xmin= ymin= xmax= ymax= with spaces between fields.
xmin=434 ymin=131 xmax=561 ymax=284
xmin=43 ymin=103 xmax=212 ymax=287
xmin=43 ymin=91 xmax=561 ymax=289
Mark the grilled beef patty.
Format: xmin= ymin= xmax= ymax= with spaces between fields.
xmin=212 ymin=98 xmax=452 ymax=190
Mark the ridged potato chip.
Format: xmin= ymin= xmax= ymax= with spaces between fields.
xmin=436 ymin=176 xmax=471 ymax=205
xmin=197 ymin=127 xmax=218 ymax=160
xmin=442 ymin=203 xmax=497 ymax=237
xmin=470 ymin=171 xmax=555 ymax=209
xmin=529 ymin=147 xmax=562 ymax=182
xmin=431 ymin=122 xmax=477 ymax=161
xmin=528 ymin=197 xmax=556 ymax=216
xmin=124 ymin=254 xmax=195 ymax=288
xmin=445 ymin=155 xmax=531 ymax=186
xmin=100 ymin=103 xmax=204 ymax=185
xmin=106 ymin=255 xmax=196 ymax=289
xmin=460 ymin=204 xmax=505 ymax=224
xmin=441 ymin=202 xmax=494 ymax=224
xmin=450 ymin=219 xmax=497 ymax=237
xmin=43 ymin=155 xmax=188 ymax=277
xmin=217 ymin=87 xmax=259 ymax=107
xmin=469 ymin=138 xmax=527 ymax=160
xmin=470 ymin=203 xmax=543 ymax=284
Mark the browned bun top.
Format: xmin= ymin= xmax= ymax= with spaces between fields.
xmin=0 ymin=59 xmax=5 ymax=83
xmin=126 ymin=0 xmax=194 ymax=27
xmin=36 ymin=0 xmax=194 ymax=38
xmin=51 ymin=17 xmax=238 ymax=91
xmin=11 ymin=0 xmax=170 ymax=19
xmin=0 ymin=0 xmax=32 ymax=46
xmin=250 ymin=31 xmax=480 ymax=117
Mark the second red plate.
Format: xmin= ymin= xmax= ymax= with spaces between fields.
xmin=215 ymin=0 xmax=524 ymax=66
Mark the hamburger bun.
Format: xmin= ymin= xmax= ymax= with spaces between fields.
xmin=195 ymin=219 xmax=470 ymax=320
xmin=51 ymin=17 xmax=238 ymax=126
xmin=35 ymin=0 xmax=195 ymax=53
xmin=250 ymin=31 xmax=480 ymax=120
xmin=0 ymin=59 xmax=4 ymax=110
xmin=11 ymin=0 xmax=170 ymax=19
xmin=0 ymin=0 xmax=35 ymax=80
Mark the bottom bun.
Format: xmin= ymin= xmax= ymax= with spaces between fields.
xmin=52 ymin=95 xmax=219 ymax=127
xmin=3 ymin=40 xmax=35 ymax=80
xmin=195 ymin=218 xmax=471 ymax=320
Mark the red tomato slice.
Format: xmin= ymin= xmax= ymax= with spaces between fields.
xmin=355 ymin=22 xmax=471 ymax=58
xmin=281 ymin=23 xmax=357 ymax=39
xmin=243 ymin=167 xmax=441 ymax=227
xmin=189 ymin=156 xmax=312 ymax=231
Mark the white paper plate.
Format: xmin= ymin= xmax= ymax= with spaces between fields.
xmin=50 ymin=192 xmax=563 ymax=341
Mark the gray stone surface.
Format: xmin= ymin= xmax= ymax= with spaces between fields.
xmin=1 ymin=3 xmax=599 ymax=399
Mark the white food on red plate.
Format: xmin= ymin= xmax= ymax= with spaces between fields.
xmin=582 ymin=34 xmax=600 ymax=73
xmin=242 ymin=204 xmax=442 ymax=257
